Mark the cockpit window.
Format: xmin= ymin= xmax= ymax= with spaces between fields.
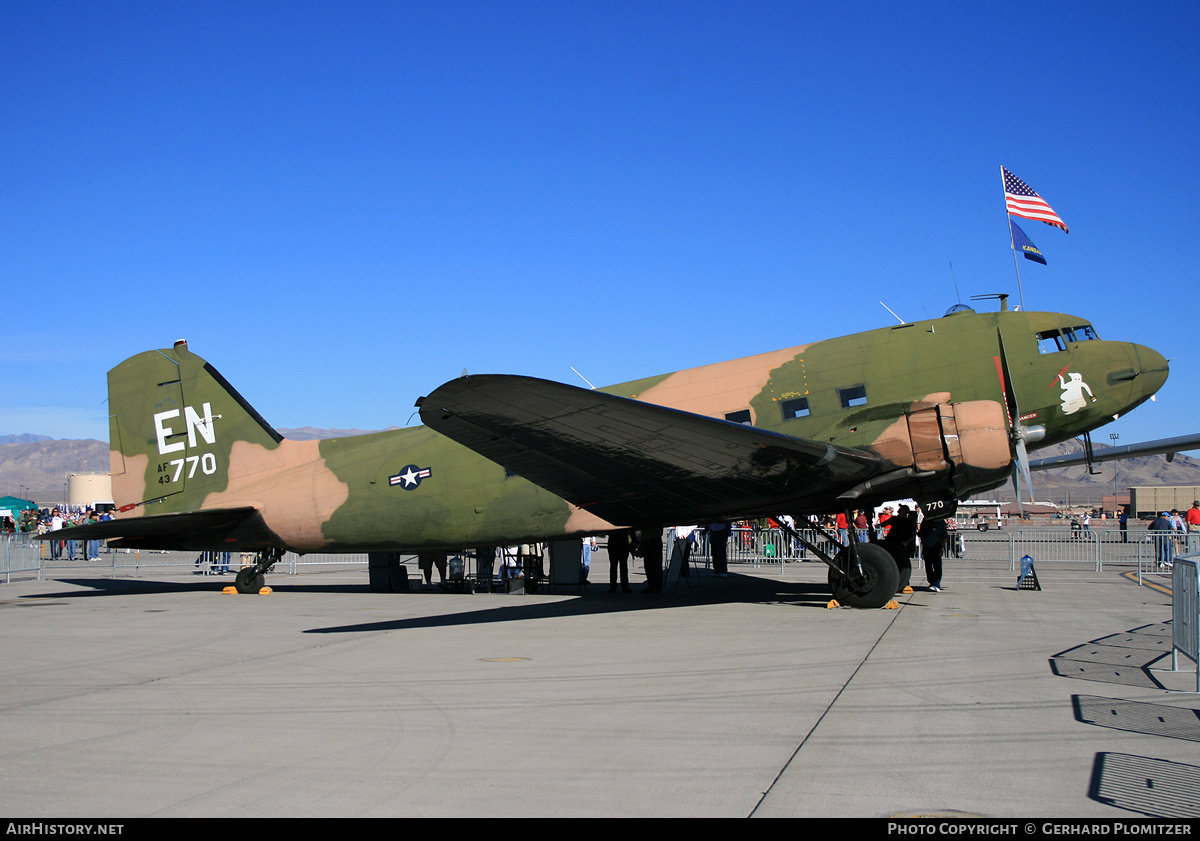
xmin=1036 ymin=330 xmax=1066 ymax=354
xmin=1037 ymin=324 xmax=1099 ymax=353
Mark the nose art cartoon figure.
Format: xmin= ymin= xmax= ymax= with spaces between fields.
xmin=1057 ymin=372 xmax=1095 ymax=415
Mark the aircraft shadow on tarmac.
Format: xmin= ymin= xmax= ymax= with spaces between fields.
xmin=23 ymin=572 xmax=841 ymax=632
xmin=26 ymin=577 xmax=373 ymax=598
xmin=302 ymin=572 xmax=838 ymax=634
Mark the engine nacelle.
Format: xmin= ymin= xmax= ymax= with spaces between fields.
xmin=858 ymin=400 xmax=1013 ymax=504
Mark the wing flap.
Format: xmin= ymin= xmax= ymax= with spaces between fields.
xmin=421 ymin=375 xmax=886 ymax=525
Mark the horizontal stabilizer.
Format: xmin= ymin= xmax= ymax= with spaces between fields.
xmin=39 ymin=507 xmax=278 ymax=552
xmin=421 ymin=374 xmax=886 ymax=525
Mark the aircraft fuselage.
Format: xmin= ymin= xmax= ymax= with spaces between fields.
xmin=105 ymin=308 xmax=1167 ymax=553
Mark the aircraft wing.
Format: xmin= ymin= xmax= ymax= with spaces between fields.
xmin=1029 ymin=433 xmax=1200 ymax=471
xmin=420 ymin=374 xmax=888 ymax=525
xmin=37 ymin=507 xmax=277 ymax=551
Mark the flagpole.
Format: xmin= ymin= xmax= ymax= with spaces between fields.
xmin=1001 ymin=166 xmax=1026 ymax=310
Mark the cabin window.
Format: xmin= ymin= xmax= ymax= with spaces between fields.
xmin=838 ymin=385 xmax=868 ymax=409
xmin=1036 ymin=330 xmax=1066 ymax=354
xmin=781 ymin=397 xmax=810 ymax=420
xmin=1073 ymin=324 xmax=1099 ymax=341
xmin=724 ymin=409 xmax=752 ymax=425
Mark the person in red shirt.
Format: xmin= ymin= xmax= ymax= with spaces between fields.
xmin=1187 ymin=501 xmax=1200 ymax=533
xmin=877 ymin=507 xmax=893 ymax=538
xmin=835 ymin=512 xmax=849 ymax=545
xmin=853 ymin=510 xmax=869 ymax=542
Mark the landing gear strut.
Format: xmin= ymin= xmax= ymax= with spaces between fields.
xmin=234 ymin=548 xmax=284 ymax=594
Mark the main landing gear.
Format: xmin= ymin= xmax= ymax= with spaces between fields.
xmin=827 ymin=543 xmax=899 ymax=609
xmin=775 ymin=515 xmax=900 ymax=609
xmin=233 ymin=548 xmax=284 ymax=594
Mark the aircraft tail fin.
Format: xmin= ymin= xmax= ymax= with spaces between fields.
xmin=107 ymin=341 xmax=283 ymax=515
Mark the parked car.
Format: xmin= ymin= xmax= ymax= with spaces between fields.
xmin=968 ymin=513 xmax=1005 ymax=531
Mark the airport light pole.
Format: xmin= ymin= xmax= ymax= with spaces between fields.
xmin=1110 ymin=433 xmax=1119 ymax=514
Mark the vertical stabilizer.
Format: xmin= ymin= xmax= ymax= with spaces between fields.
xmin=107 ymin=341 xmax=282 ymax=515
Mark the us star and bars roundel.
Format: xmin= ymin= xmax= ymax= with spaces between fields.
xmin=389 ymin=464 xmax=432 ymax=490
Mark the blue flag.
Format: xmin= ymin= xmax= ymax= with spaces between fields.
xmin=1010 ymin=218 xmax=1047 ymax=265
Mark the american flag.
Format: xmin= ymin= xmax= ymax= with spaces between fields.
xmin=1002 ymin=167 xmax=1068 ymax=233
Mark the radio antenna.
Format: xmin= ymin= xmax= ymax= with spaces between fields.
xmin=879 ymin=301 xmax=906 ymax=324
xmin=570 ymin=367 xmax=596 ymax=389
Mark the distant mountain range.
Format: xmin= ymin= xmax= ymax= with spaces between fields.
xmin=3 ymin=430 xmax=1199 ymax=508
xmin=0 ymin=438 xmax=111 ymax=501
xmin=1007 ymin=438 xmax=1200 ymax=507
xmin=0 ymin=434 xmax=55 ymax=445
xmin=0 ymin=428 xmax=378 ymax=501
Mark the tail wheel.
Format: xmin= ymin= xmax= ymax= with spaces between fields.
xmin=828 ymin=543 xmax=899 ymax=609
xmin=234 ymin=567 xmax=265 ymax=594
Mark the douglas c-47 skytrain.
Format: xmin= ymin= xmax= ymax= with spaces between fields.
xmin=52 ymin=299 xmax=1196 ymax=608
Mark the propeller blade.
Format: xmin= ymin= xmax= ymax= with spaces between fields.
xmin=995 ymin=329 xmax=1037 ymax=509
xmin=1010 ymin=468 xmax=1026 ymax=519
xmin=1014 ymin=435 xmax=1035 ymax=506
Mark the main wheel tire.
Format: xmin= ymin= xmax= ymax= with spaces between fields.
xmin=234 ymin=567 xmax=265 ymax=594
xmin=828 ymin=543 xmax=900 ymax=609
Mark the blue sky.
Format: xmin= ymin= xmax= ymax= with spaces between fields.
xmin=3 ymin=1 xmax=1198 ymax=451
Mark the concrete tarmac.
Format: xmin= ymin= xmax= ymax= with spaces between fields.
xmin=1 ymin=555 xmax=1197 ymax=818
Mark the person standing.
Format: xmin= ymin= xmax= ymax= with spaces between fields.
xmin=835 ymin=511 xmax=850 ymax=546
xmin=853 ymin=510 xmax=869 ymax=543
xmin=85 ymin=509 xmax=101 ymax=561
xmin=607 ymin=530 xmax=632 ymax=592
xmin=1149 ymin=512 xmax=1175 ymax=568
xmin=580 ymin=535 xmax=596 ymax=583
xmin=706 ymin=521 xmax=730 ymax=576
xmin=1187 ymin=501 xmax=1200 ymax=533
xmin=639 ymin=528 xmax=664 ymax=594
xmin=49 ymin=509 xmax=63 ymax=559
xmin=881 ymin=505 xmax=917 ymax=591
xmin=418 ymin=551 xmax=447 ymax=588
xmin=65 ymin=513 xmax=79 ymax=561
xmin=918 ymin=516 xmax=948 ymax=592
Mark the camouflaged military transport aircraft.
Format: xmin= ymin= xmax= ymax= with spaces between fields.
xmin=54 ymin=301 xmax=1181 ymax=607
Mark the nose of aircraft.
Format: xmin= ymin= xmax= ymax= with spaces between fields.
xmin=1133 ymin=343 xmax=1169 ymax=400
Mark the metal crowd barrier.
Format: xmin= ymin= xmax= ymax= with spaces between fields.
xmin=691 ymin=526 xmax=902 ymax=573
xmin=1 ymin=534 xmax=43 ymax=583
xmin=3 ymin=537 xmax=374 ymax=581
xmin=687 ymin=525 xmax=1200 ymax=577
xmin=8 ymin=527 xmax=1200 ymax=586
xmin=1170 ymin=552 xmax=1200 ymax=692
xmin=1137 ymin=532 xmax=1200 ymax=586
